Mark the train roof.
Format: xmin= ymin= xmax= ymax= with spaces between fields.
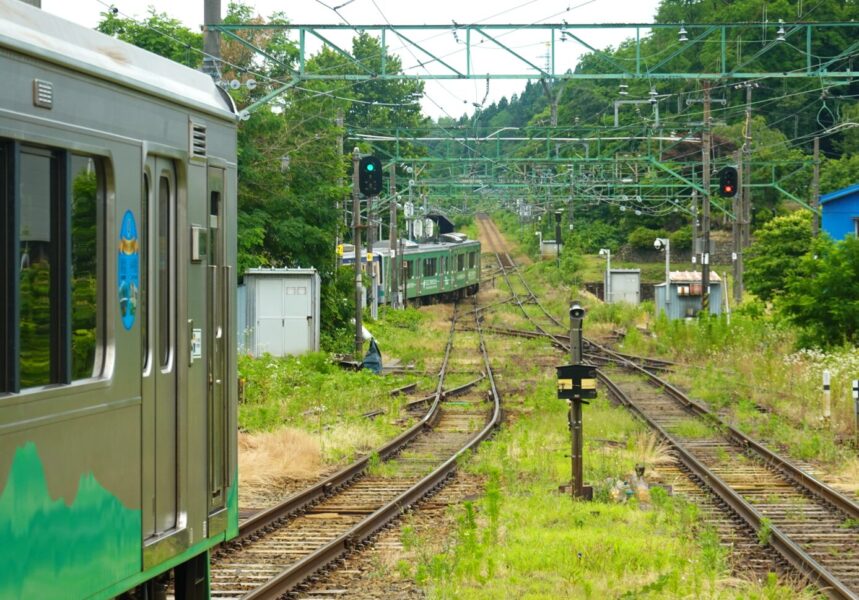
xmin=371 ymin=238 xmax=480 ymax=257
xmin=341 ymin=237 xmax=480 ymax=260
xmin=0 ymin=0 xmax=236 ymax=120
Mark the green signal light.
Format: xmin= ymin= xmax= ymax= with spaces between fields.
xmin=366 ymin=163 xmax=375 ymax=171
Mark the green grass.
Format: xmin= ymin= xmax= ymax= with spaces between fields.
xmin=666 ymin=418 xmax=720 ymax=440
xmin=402 ymin=384 xmax=805 ymax=599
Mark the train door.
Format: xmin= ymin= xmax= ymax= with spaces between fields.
xmin=207 ymin=167 xmax=228 ymax=523
xmin=142 ymin=157 xmax=178 ymax=540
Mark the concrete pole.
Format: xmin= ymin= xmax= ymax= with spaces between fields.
xmin=335 ymin=111 xmax=344 ymax=274
xmin=812 ymin=136 xmax=820 ymax=237
xmin=701 ymin=82 xmax=712 ymax=314
xmin=605 ymin=250 xmax=611 ymax=303
xmin=691 ymin=190 xmax=699 ymax=264
xmin=389 ymin=164 xmax=399 ymax=309
xmin=664 ymin=239 xmax=671 ymax=306
xmin=367 ymin=193 xmax=377 ymax=320
xmin=733 ymin=150 xmax=743 ymax=304
xmin=202 ymin=0 xmax=221 ymax=78
xmin=352 ymin=148 xmax=363 ymax=359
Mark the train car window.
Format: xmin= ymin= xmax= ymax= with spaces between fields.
xmin=18 ymin=148 xmax=56 ymax=388
xmin=423 ymin=257 xmax=437 ymax=277
xmin=69 ymin=155 xmax=102 ymax=379
xmin=468 ymin=252 xmax=477 ymax=269
xmin=457 ymin=254 xmax=465 ymax=271
xmin=158 ymin=176 xmax=171 ymax=367
xmin=404 ymin=260 xmax=413 ymax=279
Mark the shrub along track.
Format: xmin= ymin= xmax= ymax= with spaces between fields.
xmin=476 ymin=214 xmax=859 ymax=597
xmin=208 ymin=301 xmax=502 ymax=599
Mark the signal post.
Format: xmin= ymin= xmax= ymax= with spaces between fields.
xmin=557 ymin=301 xmax=595 ymax=500
xmin=352 ymin=153 xmax=383 ymax=358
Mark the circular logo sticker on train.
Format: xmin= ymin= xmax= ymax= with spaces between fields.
xmin=118 ymin=210 xmax=140 ymax=331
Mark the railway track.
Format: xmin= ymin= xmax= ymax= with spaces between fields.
xmin=476 ymin=214 xmax=859 ymax=597
xmin=208 ymin=301 xmax=502 ymax=598
xmin=596 ymin=352 xmax=859 ymax=598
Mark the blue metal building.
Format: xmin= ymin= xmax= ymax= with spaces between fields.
xmin=654 ymin=271 xmax=722 ymax=319
xmin=820 ymin=184 xmax=859 ymax=240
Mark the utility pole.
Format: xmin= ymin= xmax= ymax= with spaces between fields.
xmin=812 ymin=136 xmax=820 ymax=237
xmin=701 ymin=81 xmax=712 ymax=314
xmin=351 ymin=148 xmax=363 ymax=359
xmin=202 ymin=0 xmax=221 ymax=78
xmin=367 ymin=187 xmax=377 ymax=320
xmin=691 ymin=189 xmax=698 ymax=263
xmin=742 ymin=83 xmax=753 ymax=254
xmin=335 ymin=111 xmax=344 ymax=274
xmin=389 ymin=163 xmax=399 ymax=309
xmin=733 ymin=150 xmax=743 ymax=304
xmin=568 ymin=168 xmax=575 ymax=232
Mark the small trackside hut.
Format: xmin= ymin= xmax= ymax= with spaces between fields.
xmin=0 ymin=2 xmax=239 ymax=598
xmin=654 ymin=271 xmax=723 ymax=319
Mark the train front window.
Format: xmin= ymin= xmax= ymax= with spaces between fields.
xmin=70 ymin=155 xmax=102 ymax=380
xmin=19 ymin=149 xmax=55 ymax=388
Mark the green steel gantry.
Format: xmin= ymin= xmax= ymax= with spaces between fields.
xmin=206 ymin=22 xmax=859 ymax=114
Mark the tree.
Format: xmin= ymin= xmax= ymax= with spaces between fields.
xmin=820 ymin=154 xmax=859 ymax=195
xmin=744 ymin=211 xmax=813 ymax=302
xmin=96 ymin=8 xmax=202 ymax=68
xmin=779 ymin=235 xmax=859 ymax=346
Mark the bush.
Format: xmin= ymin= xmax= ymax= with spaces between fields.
xmin=627 ymin=226 xmax=669 ymax=251
xmin=670 ymin=226 xmax=693 ymax=251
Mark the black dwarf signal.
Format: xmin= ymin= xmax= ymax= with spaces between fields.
xmin=718 ymin=166 xmax=739 ymax=198
xmin=359 ymin=156 xmax=383 ymax=196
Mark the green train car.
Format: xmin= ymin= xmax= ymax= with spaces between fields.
xmin=343 ymin=233 xmax=481 ymax=305
xmin=0 ymin=3 xmax=238 ymax=598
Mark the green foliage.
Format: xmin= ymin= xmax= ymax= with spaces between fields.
xmin=568 ymin=221 xmax=625 ymax=254
xmin=320 ymin=268 xmax=356 ymax=353
xmin=96 ymin=8 xmax=202 ymax=67
xmin=745 ymin=211 xmax=813 ymax=302
xmin=821 ymin=154 xmax=859 ymax=195
xmin=669 ymin=226 xmax=693 ymax=251
xmin=757 ymin=518 xmax=773 ymax=547
xmin=779 ymin=235 xmax=859 ymax=346
xmin=627 ymin=226 xmax=669 ymax=251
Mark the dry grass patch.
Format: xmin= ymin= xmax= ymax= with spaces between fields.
xmin=477 ymin=285 xmax=506 ymax=304
xmin=239 ymin=428 xmax=323 ymax=494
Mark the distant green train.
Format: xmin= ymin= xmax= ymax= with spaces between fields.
xmin=342 ymin=233 xmax=481 ymax=304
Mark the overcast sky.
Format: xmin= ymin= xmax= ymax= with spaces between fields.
xmin=40 ymin=0 xmax=663 ymax=120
